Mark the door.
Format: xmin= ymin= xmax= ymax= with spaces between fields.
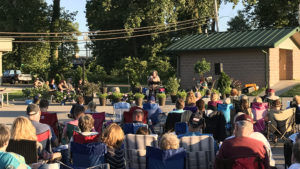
xmin=279 ymin=49 xmax=293 ymax=80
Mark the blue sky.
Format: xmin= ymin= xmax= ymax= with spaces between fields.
xmin=46 ymin=0 xmax=244 ymax=55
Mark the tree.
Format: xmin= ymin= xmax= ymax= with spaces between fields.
xmin=227 ymin=10 xmax=251 ymax=31
xmin=194 ymin=58 xmax=211 ymax=78
xmin=216 ymin=72 xmax=232 ymax=96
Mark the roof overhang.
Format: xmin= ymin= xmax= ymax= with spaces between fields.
xmin=0 ymin=38 xmax=14 ymax=52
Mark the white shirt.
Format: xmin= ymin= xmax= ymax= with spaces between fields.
xmin=288 ymin=163 xmax=300 ymax=169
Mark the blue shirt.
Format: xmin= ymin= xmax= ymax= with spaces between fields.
xmin=169 ymin=109 xmax=185 ymax=114
xmin=0 ymin=151 xmax=30 ymax=169
xmin=143 ymin=103 xmax=162 ymax=124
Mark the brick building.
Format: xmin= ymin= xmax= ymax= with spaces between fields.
xmin=165 ymin=27 xmax=300 ymax=89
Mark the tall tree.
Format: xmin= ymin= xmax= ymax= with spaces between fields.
xmin=227 ymin=10 xmax=251 ymax=31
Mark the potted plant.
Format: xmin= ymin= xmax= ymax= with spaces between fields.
xmin=126 ymin=91 xmax=134 ymax=104
xmin=134 ymin=93 xmax=145 ymax=107
xmin=98 ymin=93 xmax=107 ymax=106
xmin=110 ymin=92 xmax=123 ymax=104
xmin=157 ymin=93 xmax=166 ymax=106
xmin=165 ymin=76 xmax=180 ymax=103
xmin=216 ymin=72 xmax=232 ymax=99
xmin=82 ymin=82 xmax=100 ymax=105
xmin=177 ymin=90 xmax=187 ymax=101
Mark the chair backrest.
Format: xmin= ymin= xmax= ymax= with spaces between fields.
xmin=71 ymin=142 xmax=107 ymax=168
xmin=251 ymin=102 xmax=268 ymax=121
xmin=183 ymin=106 xmax=198 ymax=113
xmin=175 ymin=122 xmax=189 ymax=135
xmin=123 ymin=106 xmax=148 ymax=124
xmin=67 ymin=123 xmax=80 ymax=141
xmin=114 ymin=102 xmax=130 ymax=122
xmin=124 ymin=134 xmax=158 ymax=169
xmin=253 ymin=118 xmax=265 ymax=133
xmin=180 ymin=135 xmax=215 ymax=169
xmin=123 ymin=123 xmax=148 ymax=135
xmin=73 ymin=131 xmax=100 ymax=144
xmin=217 ymin=104 xmax=233 ymax=124
xmin=215 ymin=155 xmax=266 ymax=169
xmin=40 ymin=113 xmax=59 ymax=138
xmin=164 ymin=113 xmax=182 ymax=133
xmin=271 ymin=108 xmax=296 ymax=133
xmin=146 ymin=146 xmax=186 ymax=169
xmin=143 ymin=103 xmax=162 ymax=124
xmin=86 ymin=112 xmax=105 ymax=134
xmin=6 ymin=139 xmax=38 ymax=164
xmin=37 ymin=129 xmax=51 ymax=153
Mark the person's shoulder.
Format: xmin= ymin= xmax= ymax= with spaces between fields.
xmin=0 ymin=152 xmax=24 ymax=168
xmin=33 ymin=121 xmax=50 ymax=132
xmin=288 ymin=163 xmax=300 ymax=169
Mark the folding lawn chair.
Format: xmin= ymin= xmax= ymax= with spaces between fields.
xmin=175 ymin=122 xmax=188 ymax=135
xmin=7 ymin=139 xmax=38 ymax=164
xmin=40 ymin=113 xmax=59 ymax=140
xmin=86 ymin=112 xmax=105 ymax=135
xmin=122 ymin=123 xmax=148 ymax=135
xmin=113 ymin=102 xmax=130 ymax=122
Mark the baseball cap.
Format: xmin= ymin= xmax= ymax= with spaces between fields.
xmin=26 ymin=104 xmax=40 ymax=115
xmin=235 ymin=114 xmax=254 ymax=124
xmin=188 ymin=112 xmax=204 ymax=128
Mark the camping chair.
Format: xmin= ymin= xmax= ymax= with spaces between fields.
xmin=40 ymin=113 xmax=60 ymax=140
xmin=179 ymin=135 xmax=215 ymax=169
xmin=71 ymin=141 xmax=108 ymax=169
xmin=123 ymin=106 xmax=148 ymax=124
xmin=37 ymin=129 xmax=52 ymax=153
xmin=6 ymin=139 xmax=38 ymax=164
xmin=268 ymin=108 xmax=296 ymax=141
xmin=124 ymin=134 xmax=158 ymax=169
xmin=122 ymin=123 xmax=148 ymax=135
xmin=164 ymin=112 xmax=182 ymax=133
xmin=86 ymin=112 xmax=105 ymax=134
xmin=175 ymin=122 xmax=188 ymax=135
xmin=61 ymin=124 xmax=80 ymax=144
xmin=146 ymin=146 xmax=186 ymax=169
xmin=251 ymin=102 xmax=268 ymax=121
xmin=113 ymin=102 xmax=130 ymax=122
xmin=73 ymin=131 xmax=100 ymax=144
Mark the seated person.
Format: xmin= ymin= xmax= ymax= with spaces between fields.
xmin=85 ymin=101 xmax=97 ymax=114
xmin=136 ymin=126 xmax=150 ymax=135
xmin=289 ymin=141 xmax=300 ymax=169
xmin=216 ymin=114 xmax=270 ymax=168
xmin=266 ymin=89 xmax=279 ymax=102
xmin=49 ymin=79 xmax=57 ymax=91
xmin=63 ymin=105 xmax=85 ymax=140
xmin=184 ymin=91 xmax=197 ymax=113
xmin=69 ymin=96 xmax=84 ymax=119
xmin=230 ymin=88 xmax=240 ymax=101
xmin=32 ymin=95 xmax=40 ymax=105
xmin=101 ymin=123 xmax=125 ymax=169
xmin=34 ymin=78 xmax=43 ymax=88
xmin=39 ymin=99 xmax=49 ymax=115
xmin=0 ymin=123 xmax=29 ymax=169
xmin=202 ymin=89 xmax=211 ymax=105
xmin=207 ymin=92 xmax=222 ymax=110
xmin=142 ymin=96 xmax=162 ymax=125
xmin=178 ymin=112 xmax=205 ymax=138
xmin=292 ymin=95 xmax=300 ymax=124
xmin=270 ymin=99 xmax=282 ymax=111
xmin=239 ymin=99 xmax=253 ymax=118
xmin=159 ymin=133 xmax=179 ymax=150
xmin=58 ymin=80 xmax=68 ymax=92
xmin=164 ymin=99 xmax=185 ymax=132
xmin=26 ymin=104 xmax=59 ymax=148
xmin=180 ymin=110 xmax=193 ymax=123
xmin=132 ymin=109 xmax=145 ymax=123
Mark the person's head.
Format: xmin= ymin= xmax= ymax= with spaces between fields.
xmin=186 ymin=91 xmax=196 ymax=105
xmin=152 ymin=70 xmax=158 ymax=78
xmin=33 ymin=95 xmax=40 ymax=104
xmin=39 ymin=99 xmax=49 ymax=112
xmin=11 ymin=116 xmax=37 ymax=141
xmin=26 ymin=104 xmax=41 ymax=121
xmin=181 ymin=110 xmax=193 ymax=123
xmin=272 ymin=99 xmax=281 ymax=110
xmin=136 ymin=126 xmax=150 ymax=135
xmin=195 ymin=91 xmax=202 ymax=101
xmin=240 ymin=94 xmax=248 ymax=101
xmin=102 ymin=123 xmax=124 ymax=149
xmin=0 ymin=124 xmax=10 ymax=150
xmin=293 ymin=141 xmax=300 ymax=163
xmin=87 ymin=101 xmax=97 ymax=112
xmin=254 ymin=96 xmax=263 ymax=103
xmin=159 ymin=133 xmax=179 ymax=150
xmin=211 ymin=93 xmax=219 ymax=102
xmin=294 ymin=95 xmax=300 ymax=105
xmin=132 ymin=109 xmax=144 ymax=122
xmin=188 ymin=112 xmax=205 ymax=132
xmin=205 ymin=89 xmax=211 ymax=97
xmin=45 ymin=81 xmax=49 ymax=85
xmin=51 ymin=79 xmax=55 ymax=84
xmin=176 ymin=99 xmax=185 ymax=110
xmin=224 ymin=98 xmax=231 ymax=105
xmin=59 ymin=80 xmax=64 ymax=84
xmin=200 ymin=76 xmax=205 ymax=82
xmin=240 ymin=99 xmax=249 ymax=110
xmin=234 ymin=114 xmax=254 ymax=137
xmin=196 ymin=99 xmax=205 ymax=112
xmin=74 ymin=105 xmax=85 ymax=120
xmin=268 ymin=89 xmax=275 ymax=96
xmin=148 ymin=96 xmax=156 ymax=104
xmin=76 ymin=96 xmax=84 ymax=105
xmin=79 ymin=79 xmax=82 ymax=84
xmin=78 ymin=114 xmax=94 ymax=132
xmin=231 ymin=88 xmax=238 ymax=97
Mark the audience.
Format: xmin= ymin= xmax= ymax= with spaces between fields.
xmin=164 ymin=99 xmax=185 ymax=132
xmin=0 ymin=123 xmax=29 ymax=169
xmin=32 ymin=95 xmax=40 ymax=105
xmin=230 ymin=88 xmax=239 ymax=100
xmin=63 ymin=105 xmax=85 ymax=139
xmin=178 ymin=112 xmax=205 ymax=138
xmin=69 ymin=96 xmax=84 ymax=119
xmin=142 ymin=96 xmax=162 ymax=125
xmin=132 ymin=109 xmax=144 ymax=123
xmin=207 ymin=92 xmax=222 ymax=110
xmin=240 ymin=99 xmax=253 ymax=118
xmin=289 ymin=141 xmax=300 ymax=169
xmin=159 ymin=133 xmax=179 ymax=150
xmin=180 ymin=110 xmax=193 ymax=123
xmin=39 ymin=99 xmax=50 ymax=115
xmin=202 ymin=89 xmax=211 ymax=105
xmin=266 ymin=89 xmax=279 ymax=101
xmin=136 ymin=126 xmax=150 ymax=135
xmin=85 ymin=101 xmax=97 ymax=114
xmin=101 ymin=123 xmax=125 ymax=169
xmin=184 ymin=91 xmax=197 ymax=113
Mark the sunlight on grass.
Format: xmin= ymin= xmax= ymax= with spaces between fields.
xmin=280 ymin=84 xmax=300 ymax=97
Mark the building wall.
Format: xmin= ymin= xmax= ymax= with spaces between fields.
xmin=268 ymin=48 xmax=280 ymax=87
xmin=178 ymin=49 xmax=266 ymax=89
xmin=293 ymin=47 xmax=300 ymax=80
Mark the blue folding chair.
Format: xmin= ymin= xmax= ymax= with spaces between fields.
xmin=123 ymin=123 xmax=148 ymax=135
xmin=175 ymin=122 xmax=188 ymax=135
xmin=71 ymin=142 xmax=107 ymax=169
xmin=146 ymin=146 xmax=186 ymax=169
xmin=113 ymin=102 xmax=131 ymax=122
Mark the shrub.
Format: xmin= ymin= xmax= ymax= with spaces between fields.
xmin=165 ymin=76 xmax=180 ymax=95
xmin=194 ymin=58 xmax=211 ymax=78
xmin=157 ymin=93 xmax=166 ymax=99
xmin=216 ymin=72 xmax=232 ymax=95
xmin=134 ymin=93 xmax=145 ymax=99
xmin=82 ymin=82 xmax=100 ymax=96
xmin=98 ymin=93 xmax=108 ymax=99
xmin=177 ymin=90 xmax=187 ymax=100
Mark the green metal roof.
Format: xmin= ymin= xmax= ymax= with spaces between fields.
xmin=165 ymin=27 xmax=300 ymax=52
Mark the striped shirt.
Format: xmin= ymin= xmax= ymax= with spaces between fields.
xmin=105 ymin=147 xmax=125 ymax=169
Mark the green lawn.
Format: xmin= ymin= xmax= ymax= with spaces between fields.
xmin=3 ymin=90 xmax=24 ymax=101
xmin=280 ymin=84 xmax=300 ymax=97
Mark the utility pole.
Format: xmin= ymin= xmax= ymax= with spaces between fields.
xmin=214 ymin=0 xmax=219 ymax=32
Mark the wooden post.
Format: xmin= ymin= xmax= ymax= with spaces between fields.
xmin=214 ymin=0 xmax=219 ymax=32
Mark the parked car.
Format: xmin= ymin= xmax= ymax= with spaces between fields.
xmin=2 ymin=70 xmax=32 ymax=84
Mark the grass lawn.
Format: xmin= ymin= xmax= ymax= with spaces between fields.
xmin=280 ymin=84 xmax=300 ymax=97
xmin=3 ymin=90 xmax=24 ymax=101
xmin=247 ymin=87 xmax=266 ymax=96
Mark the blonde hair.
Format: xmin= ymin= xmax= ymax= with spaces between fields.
xmin=224 ymin=98 xmax=231 ymax=104
xmin=211 ymin=93 xmax=219 ymax=102
xmin=159 ymin=133 xmax=179 ymax=150
xmin=11 ymin=116 xmax=37 ymax=141
xmin=181 ymin=110 xmax=193 ymax=123
xmin=254 ymin=96 xmax=262 ymax=103
xmin=186 ymin=91 xmax=196 ymax=105
xmin=102 ymin=123 xmax=124 ymax=149
xmin=78 ymin=114 xmax=94 ymax=132
xmin=87 ymin=101 xmax=97 ymax=112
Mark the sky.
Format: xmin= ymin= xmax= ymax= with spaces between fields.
xmin=46 ymin=0 xmax=244 ymax=55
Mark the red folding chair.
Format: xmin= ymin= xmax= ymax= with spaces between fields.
xmin=73 ymin=131 xmax=100 ymax=144
xmin=40 ymin=113 xmax=59 ymax=140
xmin=86 ymin=112 xmax=105 ymax=134
xmin=123 ymin=106 xmax=148 ymax=124
xmin=37 ymin=129 xmax=51 ymax=153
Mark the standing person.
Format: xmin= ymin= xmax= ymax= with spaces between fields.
xmin=76 ymin=79 xmax=83 ymax=95
xmin=148 ymin=70 xmax=160 ymax=98
xmin=101 ymin=123 xmax=125 ymax=169
xmin=0 ymin=123 xmax=29 ymax=169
